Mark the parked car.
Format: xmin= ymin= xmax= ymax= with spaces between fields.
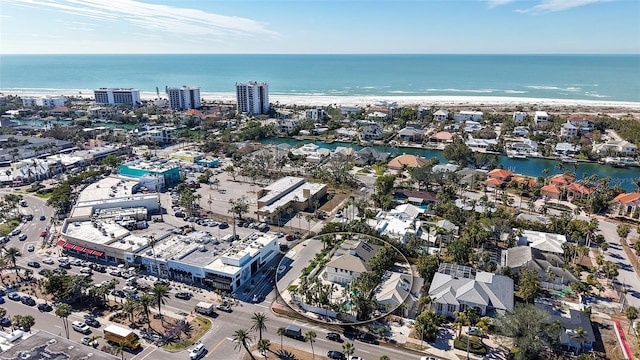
xmin=326 ymin=332 xmax=342 ymax=342
xmin=7 ymin=292 xmax=21 ymax=301
xmin=80 ymin=267 xmax=93 ymax=275
xmin=71 ymin=321 xmax=91 ymax=334
xmin=40 ymin=230 xmax=48 ymax=237
xmin=9 ymin=229 xmax=21 ymax=236
xmin=37 ymin=303 xmax=53 ymax=312
xmin=327 ymin=351 xmax=346 ymax=360
xmin=81 ymin=335 xmax=98 ymax=347
xmin=216 ymin=303 xmax=232 ymax=312
xmin=21 ymin=296 xmax=36 ymax=306
xmin=85 ymin=318 xmax=100 ymax=327
xmin=218 ymin=222 xmax=229 ymax=229
xmin=0 ymin=297 xmax=4 ymax=304
xmin=42 ymin=258 xmax=54 ymax=265
xmin=39 ymin=215 xmax=46 ymax=221
xmin=358 ymin=332 xmax=378 ymax=344
xmin=122 ymin=286 xmax=137 ymax=294
xmin=59 ymin=262 xmax=71 ymax=269
xmin=18 ymin=234 xmax=27 ymax=241
xmin=0 ymin=318 xmax=11 ymax=327
xmin=175 ymin=292 xmax=192 ymax=300
xmin=465 ymin=326 xmax=481 ymax=336
xmin=111 ymin=290 xmax=125 ymax=298
xmin=27 ymin=244 xmax=34 ymax=252
xmin=27 ymin=261 xmax=40 ymax=268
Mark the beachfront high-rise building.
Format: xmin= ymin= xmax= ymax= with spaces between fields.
xmin=93 ymin=88 xmax=141 ymax=107
xmin=166 ymin=86 xmax=201 ymax=110
xmin=235 ymin=81 xmax=269 ymax=115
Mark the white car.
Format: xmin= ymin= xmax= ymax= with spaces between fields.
xmin=18 ymin=234 xmax=27 ymax=241
xmin=122 ymin=286 xmax=137 ymax=293
xmin=349 ymin=357 xmax=365 ymax=360
xmin=71 ymin=321 xmax=90 ymax=334
xmin=80 ymin=267 xmax=93 ymax=274
xmin=27 ymin=244 xmax=35 ymax=252
xmin=189 ymin=343 xmax=206 ymax=360
xmin=81 ymin=335 xmax=98 ymax=347
xmin=42 ymin=258 xmax=54 ymax=265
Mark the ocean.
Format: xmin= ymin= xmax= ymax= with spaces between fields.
xmin=1 ymin=54 xmax=639 ymax=102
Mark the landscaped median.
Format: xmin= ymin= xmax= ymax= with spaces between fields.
xmin=162 ymin=315 xmax=212 ymax=351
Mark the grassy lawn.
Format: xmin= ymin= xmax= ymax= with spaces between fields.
xmin=34 ymin=192 xmax=53 ymax=199
xmin=0 ymin=219 xmax=20 ymax=235
xmin=163 ymin=316 xmax=212 ymax=351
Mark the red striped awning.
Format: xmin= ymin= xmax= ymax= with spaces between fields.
xmin=91 ymin=250 xmax=104 ymax=257
xmin=63 ymin=243 xmax=74 ymax=249
xmin=71 ymin=245 xmax=85 ymax=252
xmin=57 ymin=239 xmax=67 ymax=246
xmin=82 ymin=248 xmax=93 ymax=254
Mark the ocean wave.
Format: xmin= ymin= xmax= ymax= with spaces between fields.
xmin=584 ymin=92 xmax=610 ymax=98
xmin=504 ymin=90 xmax=528 ymax=94
xmin=526 ymin=85 xmax=582 ymax=92
xmin=425 ymin=88 xmax=496 ymax=93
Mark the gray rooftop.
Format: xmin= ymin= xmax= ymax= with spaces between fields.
xmin=0 ymin=330 xmax=118 ymax=360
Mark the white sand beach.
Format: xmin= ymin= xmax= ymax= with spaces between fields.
xmin=3 ymin=89 xmax=640 ymax=111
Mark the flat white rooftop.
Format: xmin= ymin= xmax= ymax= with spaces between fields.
xmin=206 ymin=233 xmax=277 ymax=274
xmin=122 ymin=159 xmax=180 ymax=173
xmin=63 ymin=220 xmax=147 ymax=251
xmin=77 ymin=176 xmax=139 ymax=203
xmin=259 ymin=182 xmax=326 ymax=214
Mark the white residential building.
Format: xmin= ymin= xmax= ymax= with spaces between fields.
xmin=166 ymin=86 xmax=201 ymax=110
xmin=518 ymin=230 xmax=567 ymax=255
xmin=454 ymin=111 xmax=483 ymax=123
xmin=567 ymin=116 xmax=594 ymax=133
xmin=21 ymin=95 xmax=67 ymax=108
xmin=593 ymin=140 xmax=637 ymax=156
xmin=94 ymin=88 xmax=141 ymax=107
xmin=513 ymin=111 xmax=527 ymax=123
xmin=534 ymin=111 xmax=549 ymax=125
xmin=360 ymin=124 xmax=384 ymax=140
xmin=433 ymin=110 xmax=449 ymax=121
xmin=560 ymin=123 xmax=579 ymax=138
xmin=236 ymin=81 xmax=269 ymax=115
xmin=305 ymin=108 xmax=329 ymax=121
xmin=512 ymin=126 xmax=529 ymax=137
xmin=372 ymin=203 xmax=424 ymax=243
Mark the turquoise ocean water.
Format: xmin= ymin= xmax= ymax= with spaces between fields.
xmin=1 ymin=54 xmax=639 ymax=101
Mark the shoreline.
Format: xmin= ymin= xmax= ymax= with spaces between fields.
xmin=3 ymin=89 xmax=640 ymax=110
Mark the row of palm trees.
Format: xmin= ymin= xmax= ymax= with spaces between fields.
xmin=231 ymin=312 xmax=391 ymax=359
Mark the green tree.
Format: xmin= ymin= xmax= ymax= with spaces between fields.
xmin=342 ymin=342 xmax=355 ymax=357
xmin=100 ymin=154 xmax=123 ymax=168
xmin=150 ymin=284 xmax=170 ymax=319
xmin=228 ymin=196 xmax=250 ymax=221
xmin=414 ymin=309 xmax=443 ymax=342
xmin=416 ymin=254 xmax=440 ymax=284
xmin=446 ymin=238 xmax=473 ymax=265
xmin=625 ymin=306 xmax=638 ymax=332
xmin=13 ymin=314 xmax=35 ymax=332
xmin=518 ymin=268 xmax=541 ymax=303
xmin=55 ymin=304 xmax=72 ymax=339
xmin=257 ymin=338 xmax=271 ymax=358
xmin=3 ymin=247 xmax=21 ymax=274
xmin=617 ymin=223 xmax=631 ymax=243
xmin=379 ymin=356 xmax=391 ymax=360
xmin=250 ymin=312 xmax=268 ymax=342
xmin=277 ymin=327 xmax=285 ymax=351
xmin=0 ymin=308 xmax=6 ymax=329
xmin=232 ymin=328 xmax=255 ymax=360
xmin=304 ymin=330 xmax=317 ymax=360
xmin=443 ymin=142 xmax=472 ymax=166
xmin=495 ymin=304 xmax=561 ymax=360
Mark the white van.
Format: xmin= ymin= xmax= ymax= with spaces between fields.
xmin=189 ymin=343 xmax=206 ymax=360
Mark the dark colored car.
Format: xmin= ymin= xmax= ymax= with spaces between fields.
xmin=358 ymin=332 xmax=378 ymax=344
xmin=27 ymin=261 xmax=40 ymax=268
xmin=59 ymin=262 xmax=71 ymax=269
xmin=175 ymin=292 xmax=192 ymax=300
xmin=37 ymin=303 xmax=53 ymax=312
xmin=326 ymin=332 xmax=342 ymax=342
xmin=7 ymin=292 xmax=21 ymax=301
xmin=39 ymin=215 xmax=46 ymax=221
xmin=0 ymin=289 xmax=5 ymax=296
xmin=85 ymin=318 xmax=100 ymax=327
xmin=218 ymin=222 xmax=229 ymax=229
xmin=327 ymin=351 xmax=346 ymax=360
xmin=111 ymin=290 xmax=125 ymax=298
xmin=0 ymin=297 xmax=4 ymax=304
xmin=342 ymin=326 xmax=360 ymax=339
xmin=21 ymin=296 xmax=36 ymax=306
xmin=93 ymin=265 xmax=107 ymax=273
xmin=0 ymin=318 xmax=11 ymax=327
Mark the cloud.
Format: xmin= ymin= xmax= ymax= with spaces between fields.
xmin=486 ymin=0 xmax=517 ymax=8
xmin=515 ymin=0 xmax=613 ymax=14
xmin=5 ymin=0 xmax=276 ymax=38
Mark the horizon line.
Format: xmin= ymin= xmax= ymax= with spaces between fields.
xmin=1 ymin=52 xmax=639 ymax=56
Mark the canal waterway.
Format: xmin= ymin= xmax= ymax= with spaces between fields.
xmin=261 ymin=138 xmax=640 ymax=192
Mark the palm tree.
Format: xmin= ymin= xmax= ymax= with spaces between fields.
xmin=87 ymin=334 xmax=102 ymax=348
xmin=257 ymin=338 xmax=271 ymax=358
xmin=304 ymin=330 xmax=317 ymax=360
xmin=250 ymin=312 xmax=268 ymax=342
xmin=151 ymin=284 xmax=170 ymax=319
xmin=3 ymin=247 xmax=21 ymax=274
xmin=342 ymin=342 xmax=355 ymax=357
xmin=55 ymin=303 xmax=72 ymax=339
xmin=138 ymin=293 xmax=154 ymax=325
xmin=232 ymin=328 xmax=255 ymax=360
xmin=572 ymin=327 xmax=587 ymax=354
xmin=114 ymin=341 xmax=127 ymax=360
xmin=277 ymin=327 xmax=285 ymax=351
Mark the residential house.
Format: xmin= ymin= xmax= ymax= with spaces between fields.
xmin=393 ymin=190 xmax=440 ymax=207
xmin=518 ymin=230 xmax=567 ymax=256
xmin=429 ymin=263 xmax=514 ymax=318
xmin=508 ymin=140 xmax=538 ymax=154
xmin=367 ymin=111 xmax=388 ymax=121
xmin=593 ymin=140 xmax=637 ymax=156
xmin=398 ymin=126 xmax=426 ymax=143
xmin=374 ymin=272 xmax=412 ymax=312
xmin=513 ymin=111 xmax=527 ymax=123
xmin=340 ymin=106 xmax=360 ymax=118
xmin=487 ymin=169 xmax=513 ymax=182
xmin=463 ymin=121 xmax=483 ymax=133
xmin=372 ymin=203 xmax=424 ymax=243
xmin=567 ymin=116 xmax=594 ymax=133
xmin=516 ymin=213 xmax=550 ymax=225
xmin=360 ymin=124 xmax=384 ymax=141
xmin=335 ymin=127 xmax=359 ymax=141
xmin=550 ymin=174 xmax=575 ymax=187
xmin=555 ymin=142 xmax=580 ymax=156
xmin=305 ymin=108 xmax=329 ymax=121
xmin=429 ymin=131 xmax=453 ymax=143
xmin=277 ymin=119 xmax=300 ymax=133
xmin=536 ymin=303 xmax=595 ymax=354
xmin=433 ymin=110 xmax=449 ymax=121
xmin=332 ymin=146 xmax=355 ymax=159
xmin=566 ymin=182 xmax=594 ymax=200
xmin=432 ymin=163 xmax=458 ymax=173
xmin=541 ymin=184 xmax=562 ymax=201
xmin=50 ymin=106 xmax=71 ymax=116
xmin=513 ymin=126 xmax=530 ymax=137
xmin=501 ymin=247 xmax=577 ymax=288
xmin=354 ymin=147 xmax=390 ymax=165
xmin=611 ymin=192 xmax=640 ymax=217
xmin=325 ymin=240 xmax=381 ymax=285
xmin=454 ymin=111 xmax=483 ymax=123
xmin=466 ymin=138 xmax=497 ymax=149
xmin=534 ymin=111 xmax=549 ymax=126
xmin=387 ymin=154 xmax=428 ymax=170
xmin=560 ymin=123 xmax=579 ymax=139
xmin=290 ymin=143 xmax=330 ymax=163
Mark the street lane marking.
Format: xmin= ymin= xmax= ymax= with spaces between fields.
xmin=206 ymin=338 xmax=229 ymax=357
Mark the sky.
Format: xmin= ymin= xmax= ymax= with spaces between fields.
xmin=1 ymin=0 xmax=639 ymax=54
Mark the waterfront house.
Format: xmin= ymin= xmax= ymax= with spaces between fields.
xmin=593 ymin=140 xmax=637 ymax=156
xmin=463 ymin=121 xmax=483 ymax=133
xmin=432 ymin=163 xmax=458 ymax=173
xmin=291 ymin=143 xmax=330 ymax=163
xmin=433 ymin=110 xmax=449 ymax=121
xmin=305 ymin=108 xmax=329 ymax=121
xmin=554 ymin=142 xmax=580 ymax=156
xmin=508 ymin=139 xmax=538 ymax=153
xmin=567 ymin=116 xmax=594 ymax=133
xmin=373 ymin=203 xmax=424 ymax=243
xmin=566 ymin=182 xmax=594 ymax=200
xmin=429 ymin=131 xmax=454 ymax=143
xmin=534 ymin=111 xmax=549 ymax=126
xmin=560 ymin=123 xmax=579 ymax=139
xmin=398 ymin=126 xmax=426 ymax=142
xmin=354 ymin=147 xmax=390 ymax=165
xmin=466 ymin=138 xmax=498 ymax=149
xmin=332 ymin=146 xmax=356 ymax=159
xmin=550 ymin=174 xmax=575 ymax=187
xmin=611 ymin=192 xmax=640 ymax=217
xmin=541 ymin=184 xmax=562 ymax=201
xmin=429 ymin=263 xmax=514 ymax=318
xmin=513 ymin=126 xmax=530 ymax=137
xmin=335 ymin=127 xmax=359 ymax=141
xmin=367 ymin=111 xmax=388 ymax=121
xmin=387 ymin=154 xmax=428 ymax=170
xmin=513 ymin=111 xmax=527 ymax=123
xmin=487 ymin=169 xmax=512 ymax=182
xmin=277 ymin=119 xmax=300 ymax=133
xmin=50 ymin=106 xmax=72 ymax=116
xmin=360 ymin=124 xmax=384 ymax=141
xmin=393 ymin=190 xmax=440 ymax=207
xmin=454 ymin=111 xmax=483 ymax=123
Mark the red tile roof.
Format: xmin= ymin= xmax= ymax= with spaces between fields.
xmin=486 ymin=178 xmax=504 ymax=186
xmin=567 ymin=182 xmax=594 ymax=195
xmin=549 ymin=174 xmax=575 ymax=186
xmin=541 ymin=184 xmax=561 ymax=194
xmin=487 ymin=169 xmax=512 ymax=179
xmin=613 ymin=192 xmax=640 ymax=204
